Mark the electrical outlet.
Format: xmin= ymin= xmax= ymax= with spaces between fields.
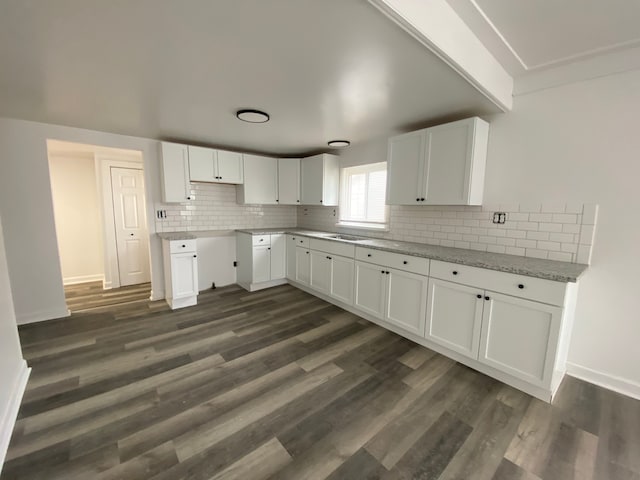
xmin=156 ymin=209 xmax=167 ymax=219
xmin=492 ymin=212 xmax=507 ymax=224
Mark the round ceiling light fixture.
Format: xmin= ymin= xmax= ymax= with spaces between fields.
xmin=327 ymin=140 xmax=351 ymax=148
xmin=236 ymin=109 xmax=270 ymax=123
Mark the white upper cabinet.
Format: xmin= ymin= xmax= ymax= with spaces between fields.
xmin=278 ymin=158 xmax=301 ymax=205
xmin=387 ymin=117 xmax=489 ymax=206
xmin=188 ymin=146 xmax=216 ymax=182
xmin=160 ymin=142 xmax=191 ymax=203
xmin=237 ymin=154 xmax=278 ymax=205
xmin=216 ymin=150 xmax=244 ymax=184
xmin=188 ymin=146 xmax=243 ymax=184
xmin=301 ymin=154 xmax=339 ymax=206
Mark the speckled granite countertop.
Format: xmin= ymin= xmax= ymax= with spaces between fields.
xmin=157 ymin=230 xmax=235 ymax=241
xmin=236 ymin=228 xmax=588 ymax=282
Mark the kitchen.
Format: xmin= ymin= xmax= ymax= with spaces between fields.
xmin=0 ymin=1 xmax=639 ymax=479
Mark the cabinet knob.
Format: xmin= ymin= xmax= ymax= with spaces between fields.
xmin=386 ymin=271 xmax=390 ymax=275
xmin=518 ymin=284 xmax=525 ymax=289
xmin=381 ymin=270 xmax=385 ymax=274
xmin=130 ymin=233 xmax=134 ymax=236
xmin=268 ymin=247 xmax=271 ymax=250
xmin=187 ymin=196 xmax=192 ymax=200
xmin=193 ymin=254 xmax=197 ymax=258
xmin=182 ymin=244 xmax=186 ymax=248
xmin=276 ymin=199 xmax=279 ymax=202
xmin=292 ymin=237 xmax=296 ymax=240
xmin=416 ymin=198 xmax=420 ymax=202
xmin=326 ymin=256 xmax=331 ymax=259
xmin=320 ymin=200 xmax=323 ymax=203
xmin=297 ymin=200 xmax=300 ymax=203
xmin=452 ymin=271 xmax=458 ymax=275
xmin=219 ymin=176 xmax=222 ymax=180
xmin=367 ymin=254 xmax=372 ymax=257
xmin=259 ymin=239 xmax=264 ymax=242
xmin=421 ymin=198 xmax=425 ymax=201
xmin=403 ymin=260 xmax=408 ymax=265
xmin=476 ymin=294 xmax=482 ymax=299
xmin=306 ymin=251 xmax=309 ymax=254
xmin=485 ymin=296 xmax=490 ymax=301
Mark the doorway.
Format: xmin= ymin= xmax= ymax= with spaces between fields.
xmin=47 ymin=140 xmax=152 ymax=312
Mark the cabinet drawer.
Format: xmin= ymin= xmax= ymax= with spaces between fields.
xmin=252 ymin=235 xmax=271 ymax=246
xmin=294 ymin=236 xmax=310 ymax=248
xmin=309 ymin=238 xmax=355 ymax=258
xmin=355 ymin=247 xmax=429 ymax=276
xmin=169 ymin=239 xmax=197 ymax=253
xmin=430 ymin=260 xmax=567 ymax=306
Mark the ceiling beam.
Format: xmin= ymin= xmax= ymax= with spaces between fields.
xmin=369 ymin=0 xmax=513 ymax=111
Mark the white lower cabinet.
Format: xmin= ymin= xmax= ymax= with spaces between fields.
xmin=354 ymin=261 xmax=387 ymax=319
xmin=295 ymin=246 xmax=311 ymax=285
xmin=286 ymin=235 xmax=297 ymax=280
xmin=425 ymin=278 xmax=483 ymax=359
xmin=479 ymin=292 xmax=562 ymax=387
xmin=310 ymin=251 xmax=331 ymax=294
xmin=162 ymin=239 xmax=198 ymax=309
xmin=330 ymin=255 xmax=354 ymax=305
xmin=354 ymin=261 xmax=427 ymax=336
xmin=236 ymin=232 xmax=287 ymax=291
xmin=385 ymin=268 xmax=428 ymax=336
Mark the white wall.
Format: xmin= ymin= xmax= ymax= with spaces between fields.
xmin=49 ymin=154 xmax=104 ymax=285
xmin=483 ymin=68 xmax=640 ymax=396
xmin=0 ymin=118 xmax=164 ymax=324
xmin=0 ymin=214 xmax=29 ymax=471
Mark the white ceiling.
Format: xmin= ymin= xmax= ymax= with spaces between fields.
xmin=446 ymin=0 xmax=640 ymax=75
xmin=0 ymin=0 xmax=501 ymax=155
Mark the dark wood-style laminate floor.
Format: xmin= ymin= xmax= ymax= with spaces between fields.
xmin=3 ymin=284 xmax=639 ymax=480
xmin=64 ymin=281 xmax=152 ymax=313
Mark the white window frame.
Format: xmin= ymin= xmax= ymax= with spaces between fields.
xmin=338 ymin=162 xmax=389 ymax=231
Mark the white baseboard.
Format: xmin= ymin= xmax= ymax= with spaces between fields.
xmin=16 ymin=306 xmax=70 ymax=325
xmin=150 ymin=289 xmax=165 ymax=301
xmin=62 ymin=274 xmax=104 ymax=286
xmin=0 ymin=361 xmax=30 ymax=474
xmin=566 ymin=362 xmax=640 ymax=401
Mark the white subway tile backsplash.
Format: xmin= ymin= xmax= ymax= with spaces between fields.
xmin=552 ymin=213 xmax=578 ymax=224
xmin=296 ymin=202 xmax=598 ymax=265
xmin=526 ymin=231 xmax=550 ymax=241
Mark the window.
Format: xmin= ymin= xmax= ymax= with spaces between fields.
xmin=339 ymin=162 xmax=388 ymax=229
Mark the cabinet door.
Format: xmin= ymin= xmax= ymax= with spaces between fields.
xmin=300 ymin=155 xmax=324 ymax=205
xmin=354 ymin=261 xmax=386 ymax=320
xmin=385 ymin=268 xmax=428 ymax=336
xmin=171 ymin=252 xmax=198 ymax=298
xmin=252 ymin=245 xmax=271 ymax=283
xmin=216 ymin=150 xmax=244 ymax=184
xmin=295 ymin=247 xmax=311 ymax=285
xmin=278 ymin=158 xmax=301 ymax=205
xmin=160 ymin=142 xmax=190 ymax=203
xmin=188 ymin=146 xmax=216 ymax=182
xmin=479 ymin=292 xmax=562 ymax=387
xmin=424 ymin=120 xmax=473 ymax=205
xmin=241 ymin=154 xmax=278 ymax=204
xmin=330 ymin=255 xmax=354 ymax=305
xmin=286 ymin=235 xmax=297 ymax=280
xmin=270 ymin=234 xmax=286 ymax=280
xmin=310 ymin=250 xmax=331 ymax=294
xmin=386 ymin=131 xmax=425 ymax=205
xmin=425 ymin=278 xmax=483 ymax=359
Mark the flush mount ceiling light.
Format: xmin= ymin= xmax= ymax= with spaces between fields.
xmin=236 ymin=109 xmax=270 ymax=123
xmin=327 ymin=140 xmax=351 ymax=148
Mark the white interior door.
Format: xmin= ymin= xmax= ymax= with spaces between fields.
xmin=111 ymin=167 xmax=150 ymax=286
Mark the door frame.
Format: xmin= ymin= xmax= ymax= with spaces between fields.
xmin=95 ymin=154 xmax=145 ymax=289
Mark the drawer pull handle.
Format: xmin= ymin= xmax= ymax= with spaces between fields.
xmin=518 ymin=284 xmax=525 ymax=289
xmin=403 ymin=260 xmax=408 ymax=265
xmin=452 ymin=271 xmax=458 ymax=275
xmin=484 ymin=296 xmax=490 ymax=301
xmin=476 ymin=294 xmax=482 ymax=299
